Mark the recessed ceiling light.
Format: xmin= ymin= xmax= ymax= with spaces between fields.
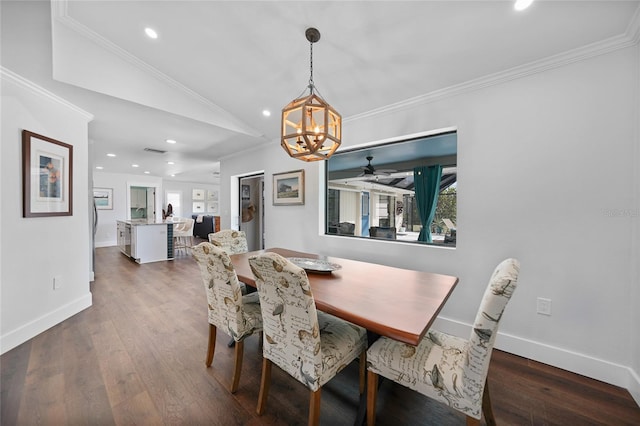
xmin=96 ymin=166 xmax=104 ymax=170
xmin=106 ymin=153 xmax=116 ymax=157
xmin=514 ymin=0 xmax=534 ymax=11
xmin=167 ymin=161 xmax=175 ymax=165
xmin=144 ymin=171 xmax=150 ymax=174
xmin=132 ymin=164 xmax=139 ymax=168
xmin=262 ymin=109 xmax=271 ymax=117
xmin=170 ymin=174 xmax=175 ymax=177
xmin=166 ymin=139 xmax=177 ymax=144
xmin=145 ymin=27 xmax=158 ymax=39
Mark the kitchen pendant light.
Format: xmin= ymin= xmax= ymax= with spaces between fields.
xmin=281 ymin=28 xmax=341 ymax=162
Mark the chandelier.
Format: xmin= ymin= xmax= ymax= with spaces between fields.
xmin=281 ymin=28 xmax=342 ymax=162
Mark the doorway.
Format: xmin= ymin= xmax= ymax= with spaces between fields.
xmin=165 ymin=190 xmax=182 ymax=218
xmin=239 ymin=174 xmax=264 ymax=251
xmin=127 ymin=182 xmax=159 ymax=221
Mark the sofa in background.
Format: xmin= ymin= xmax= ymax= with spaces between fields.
xmin=191 ymin=215 xmax=220 ymax=239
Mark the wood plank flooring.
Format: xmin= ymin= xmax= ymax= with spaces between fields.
xmin=2 ymin=245 xmax=639 ymax=425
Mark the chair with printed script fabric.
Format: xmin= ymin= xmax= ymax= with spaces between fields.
xmin=191 ymin=242 xmax=263 ymax=393
xmin=209 ymin=229 xmax=252 ymax=297
xmin=249 ymin=252 xmax=368 ymax=426
xmin=208 ymin=229 xmax=249 ymax=255
xmin=366 ymin=258 xmax=521 ymax=426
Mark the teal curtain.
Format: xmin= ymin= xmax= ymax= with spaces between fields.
xmin=414 ymin=165 xmax=442 ymax=243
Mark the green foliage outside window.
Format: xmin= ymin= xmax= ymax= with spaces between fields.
xmin=433 ymin=187 xmax=457 ymax=234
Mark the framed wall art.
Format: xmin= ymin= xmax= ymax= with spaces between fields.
xmin=208 ymin=189 xmax=219 ymax=201
xmin=22 ymin=130 xmax=73 ymax=217
xmin=241 ymin=184 xmax=250 ymax=200
xmin=273 ymin=169 xmax=304 ymax=206
xmin=207 ymin=201 xmax=219 ymax=214
xmin=193 ymin=201 xmax=205 ymax=213
xmin=93 ymin=187 xmax=113 ymax=210
xmin=192 ymin=188 xmax=205 ymax=200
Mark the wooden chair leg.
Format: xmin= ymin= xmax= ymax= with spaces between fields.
xmin=230 ymin=340 xmax=244 ymax=393
xmin=309 ymin=388 xmax=322 ymax=426
xmin=256 ymin=357 xmax=272 ymax=415
xmin=205 ymin=324 xmax=216 ymax=367
xmin=482 ymin=379 xmax=497 ymax=426
xmin=359 ymin=349 xmax=367 ymax=395
xmin=366 ymin=370 xmax=379 ymax=426
xmin=466 ymin=416 xmax=481 ymax=426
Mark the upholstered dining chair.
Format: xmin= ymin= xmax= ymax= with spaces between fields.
xmin=248 ymin=252 xmax=368 ymax=426
xmin=366 ymin=258 xmax=521 ymax=426
xmin=209 ymin=229 xmax=252 ymax=300
xmin=208 ymin=229 xmax=248 ymax=255
xmin=191 ymin=242 xmax=263 ymax=393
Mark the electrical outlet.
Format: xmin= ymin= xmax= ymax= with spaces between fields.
xmin=53 ymin=275 xmax=62 ymax=290
xmin=537 ymin=297 xmax=552 ymax=316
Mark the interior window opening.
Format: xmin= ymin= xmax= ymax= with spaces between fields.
xmin=325 ymin=131 xmax=457 ymax=246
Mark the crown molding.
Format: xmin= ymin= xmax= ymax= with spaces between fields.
xmin=347 ymin=5 xmax=640 ymax=123
xmin=627 ymin=3 xmax=640 ymax=45
xmin=1 ymin=66 xmax=94 ymax=120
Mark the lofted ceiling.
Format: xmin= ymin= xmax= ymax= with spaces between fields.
xmin=2 ymin=0 xmax=639 ymax=184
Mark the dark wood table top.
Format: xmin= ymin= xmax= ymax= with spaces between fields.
xmin=230 ymin=248 xmax=459 ymax=346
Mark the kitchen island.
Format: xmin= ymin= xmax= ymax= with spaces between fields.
xmin=117 ymin=219 xmax=174 ymax=264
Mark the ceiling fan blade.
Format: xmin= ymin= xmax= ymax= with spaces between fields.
xmin=374 ymin=169 xmax=396 ymax=175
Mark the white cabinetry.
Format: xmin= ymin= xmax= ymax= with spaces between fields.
xmin=131 ymin=188 xmax=147 ymax=208
xmin=131 ymin=223 xmax=171 ymax=264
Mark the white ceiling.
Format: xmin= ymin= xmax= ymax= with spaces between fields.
xmin=2 ymin=0 xmax=639 ymax=184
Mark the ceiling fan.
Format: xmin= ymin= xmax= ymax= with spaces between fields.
xmin=358 ymin=156 xmax=396 ymax=177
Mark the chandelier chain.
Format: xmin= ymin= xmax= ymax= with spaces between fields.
xmin=308 ymin=41 xmax=314 ymax=93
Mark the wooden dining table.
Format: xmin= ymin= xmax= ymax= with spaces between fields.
xmin=230 ymin=247 xmax=459 ymax=346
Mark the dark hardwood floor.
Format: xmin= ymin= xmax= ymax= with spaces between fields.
xmin=2 ymin=245 xmax=639 ymax=425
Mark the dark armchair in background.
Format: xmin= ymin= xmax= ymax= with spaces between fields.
xmin=191 ymin=215 xmax=220 ymax=239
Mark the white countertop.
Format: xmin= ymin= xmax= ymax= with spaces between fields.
xmin=117 ymin=219 xmax=173 ymax=226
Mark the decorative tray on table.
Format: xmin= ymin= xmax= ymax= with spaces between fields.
xmin=287 ymin=257 xmax=342 ymax=274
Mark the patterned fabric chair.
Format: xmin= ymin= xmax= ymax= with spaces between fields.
xmin=191 ymin=242 xmax=263 ymax=393
xmin=208 ymin=229 xmax=248 ymax=255
xmin=366 ymin=258 xmax=521 ymax=426
xmin=248 ymin=252 xmax=368 ymax=426
xmin=209 ymin=229 xmax=251 ymax=296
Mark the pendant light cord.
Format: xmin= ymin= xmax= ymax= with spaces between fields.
xmin=308 ymin=40 xmax=315 ymax=94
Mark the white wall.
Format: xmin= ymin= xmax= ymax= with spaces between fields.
xmin=630 ymin=40 xmax=640 ymax=404
xmin=1 ymin=69 xmax=93 ymax=354
xmin=221 ymin=46 xmax=640 ymax=397
xmin=163 ymin=179 xmax=220 ymax=220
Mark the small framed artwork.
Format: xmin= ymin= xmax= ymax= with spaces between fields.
xmin=241 ymin=184 xmax=250 ymax=200
xmin=207 ymin=190 xmax=218 ymax=201
xmin=207 ymin=201 xmax=219 ymax=214
xmin=22 ymin=130 xmax=73 ymax=217
xmin=93 ymin=187 xmax=113 ymax=210
xmin=193 ymin=201 xmax=205 ymax=212
xmin=192 ymin=188 xmax=205 ymax=200
xmin=273 ymin=169 xmax=304 ymax=206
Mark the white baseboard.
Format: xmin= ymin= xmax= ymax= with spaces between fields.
xmin=629 ymin=368 xmax=640 ymax=407
xmin=432 ymin=316 xmax=640 ymax=406
xmin=0 ymin=293 xmax=93 ymax=355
